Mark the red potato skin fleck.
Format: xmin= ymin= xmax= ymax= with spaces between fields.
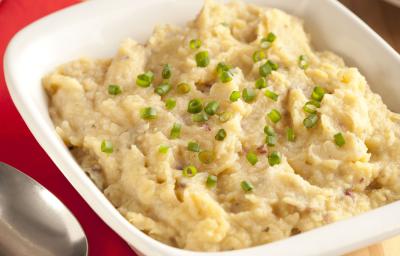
xmin=345 ymin=188 xmax=353 ymax=197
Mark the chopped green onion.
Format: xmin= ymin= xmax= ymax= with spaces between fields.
xmin=204 ymin=101 xmax=220 ymax=115
xmin=303 ymin=100 xmax=320 ymax=114
xmin=192 ymin=112 xmax=209 ymax=122
xmin=287 ymin=128 xmax=296 ymax=142
xmin=311 ymin=86 xmax=325 ymax=102
xmin=267 ymin=60 xmax=279 ymax=71
xmin=158 ymin=145 xmax=170 ymax=154
xmin=334 ymin=132 xmax=346 ymax=147
xmin=266 ymin=32 xmax=277 ymax=43
xmin=140 ymin=107 xmax=157 ymax=120
xmin=241 ymin=180 xmax=254 ymax=192
xmin=252 ymin=50 xmax=266 ymax=63
xmin=303 ymin=113 xmax=318 ymax=128
xmin=260 ymin=40 xmax=271 ymax=49
xmin=188 ymin=141 xmax=200 ymax=152
xmin=268 ymin=151 xmax=281 ymax=166
xmin=108 ymin=84 xmax=122 ymax=95
xmin=267 ymin=109 xmax=281 ymax=123
xmin=219 ymin=70 xmax=234 ymax=83
xmin=221 ymin=22 xmax=229 ymax=27
xmin=230 ymin=91 xmax=241 ymax=102
xmin=216 ymin=62 xmax=231 ymax=74
xmin=215 ymin=129 xmax=227 ymax=141
xmin=136 ymin=71 xmax=154 ymax=87
xmin=198 ymin=150 xmax=215 ymax=164
xmin=101 ymin=140 xmax=113 ymax=153
xmin=187 ymin=99 xmax=203 ymax=114
xmin=264 ymin=90 xmax=278 ymax=101
xmin=246 ymin=151 xmax=258 ymax=165
xmin=219 ymin=112 xmax=232 ymax=123
xmin=266 ymin=134 xmax=277 ymax=146
xmin=206 ymin=175 xmax=218 ymax=188
xmin=264 ymin=125 xmax=275 ymax=136
xmin=170 ymin=123 xmax=182 ymax=139
xmin=177 ymin=83 xmax=191 ymax=94
xmin=165 ymin=98 xmax=176 ymax=110
xmin=242 ymin=88 xmax=257 ymax=103
xmin=189 ymin=39 xmax=202 ymax=49
xmin=298 ymin=55 xmax=309 ymax=69
xmin=183 ymin=165 xmax=198 ymax=177
xmin=195 ymin=51 xmax=210 ymax=67
xmin=255 ymin=77 xmax=267 ymax=89
xmin=260 ymin=33 xmax=276 ymax=49
xmin=162 ymin=64 xmax=172 ymax=79
xmin=154 ymin=83 xmax=171 ymax=96
xmin=259 ymin=62 xmax=272 ymax=77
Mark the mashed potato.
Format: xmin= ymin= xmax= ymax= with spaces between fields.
xmin=43 ymin=0 xmax=400 ymax=251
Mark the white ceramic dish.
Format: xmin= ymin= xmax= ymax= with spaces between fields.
xmin=4 ymin=0 xmax=400 ymax=255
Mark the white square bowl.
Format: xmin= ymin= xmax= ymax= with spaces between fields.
xmin=4 ymin=0 xmax=400 ymax=255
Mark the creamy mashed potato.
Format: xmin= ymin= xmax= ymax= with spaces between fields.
xmin=43 ymin=0 xmax=400 ymax=251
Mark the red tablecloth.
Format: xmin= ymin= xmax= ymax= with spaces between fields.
xmin=0 ymin=1 xmax=136 ymax=255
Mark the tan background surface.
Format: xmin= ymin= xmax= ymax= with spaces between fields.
xmin=339 ymin=0 xmax=400 ymax=255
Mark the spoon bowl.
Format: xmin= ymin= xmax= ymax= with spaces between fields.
xmin=0 ymin=162 xmax=88 ymax=256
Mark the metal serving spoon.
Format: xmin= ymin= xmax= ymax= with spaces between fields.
xmin=0 ymin=162 xmax=88 ymax=256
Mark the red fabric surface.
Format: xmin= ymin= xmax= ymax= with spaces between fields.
xmin=0 ymin=0 xmax=136 ymax=255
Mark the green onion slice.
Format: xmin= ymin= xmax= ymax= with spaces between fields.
xmin=206 ymin=175 xmax=218 ymax=188
xmin=230 ymin=91 xmax=241 ymax=102
xmin=183 ymin=165 xmax=198 ymax=177
xmin=264 ymin=125 xmax=275 ymax=136
xmin=189 ymin=39 xmax=202 ymax=49
xmin=165 ymin=98 xmax=176 ymax=110
xmin=198 ymin=150 xmax=215 ymax=164
xmin=154 ymin=83 xmax=171 ymax=96
xmin=311 ymin=86 xmax=325 ymax=102
xmin=266 ymin=134 xmax=277 ymax=147
xmin=241 ymin=180 xmax=254 ymax=192
xmin=162 ymin=64 xmax=172 ymax=79
xmin=246 ymin=151 xmax=258 ymax=165
xmin=108 ymin=84 xmax=122 ymax=95
xmin=268 ymin=151 xmax=281 ymax=166
xmin=177 ymin=83 xmax=191 ymax=94
xmin=252 ymin=50 xmax=266 ymax=63
xmin=219 ymin=70 xmax=234 ymax=83
xmin=259 ymin=62 xmax=272 ymax=77
xmin=303 ymin=113 xmax=318 ymax=128
xmin=136 ymin=71 xmax=154 ymax=88
xmin=192 ymin=112 xmax=209 ymax=122
xmin=267 ymin=60 xmax=279 ymax=71
xmin=188 ymin=141 xmax=200 ymax=152
xmin=170 ymin=123 xmax=182 ymax=139
xmin=204 ymin=101 xmax=220 ymax=116
xmin=264 ymin=90 xmax=278 ymax=101
xmin=158 ymin=145 xmax=170 ymax=154
xmin=215 ymin=129 xmax=227 ymax=141
xmin=101 ymin=140 xmax=113 ymax=153
xmin=287 ymin=128 xmax=296 ymax=142
xmin=195 ymin=51 xmax=210 ymax=67
xmin=187 ymin=99 xmax=203 ymax=114
xmin=303 ymin=100 xmax=320 ymax=114
xmin=140 ymin=107 xmax=157 ymax=120
xmin=334 ymin=132 xmax=346 ymax=147
xmin=216 ymin=62 xmax=231 ymax=74
xmin=265 ymin=32 xmax=277 ymax=43
xmin=242 ymin=88 xmax=257 ymax=103
xmin=219 ymin=112 xmax=232 ymax=123
xmin=298 ymin=55 xmax=309 ymax=69
xmin=255 ymin=77 xmax=267 ymax=89
xmin=267 ymin=109 xmax=281 ymax=123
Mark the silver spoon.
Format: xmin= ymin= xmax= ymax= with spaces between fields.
xmin=0 ymin=162 xmax=88 ymax=256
